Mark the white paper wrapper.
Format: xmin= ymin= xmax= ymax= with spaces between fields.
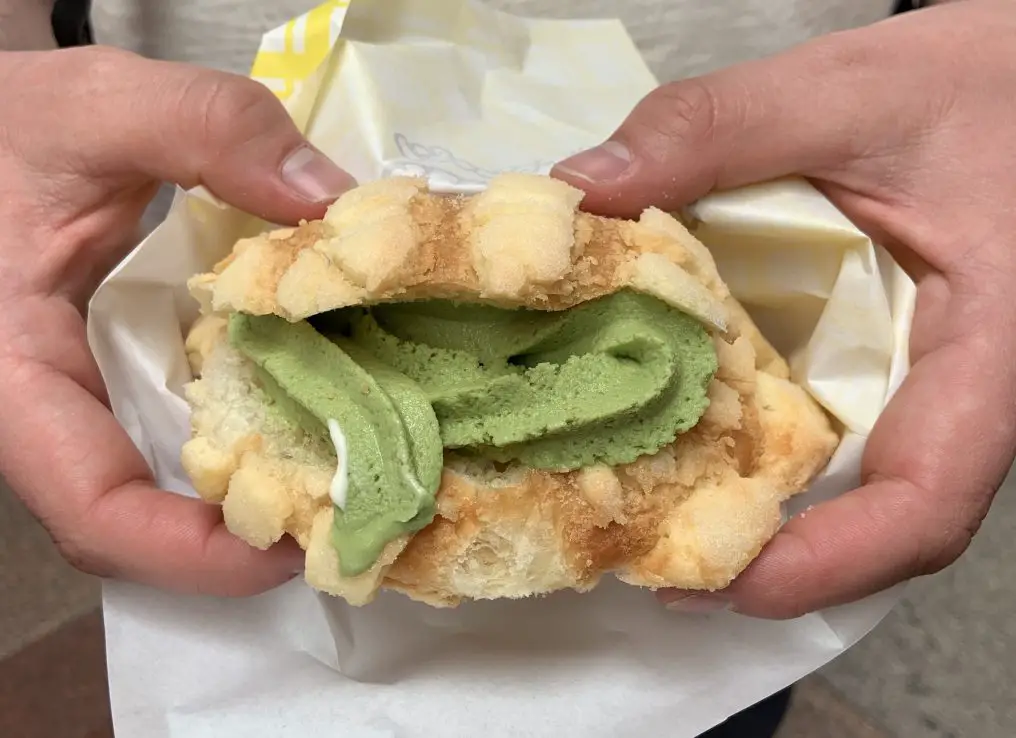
xmin=86 ymin=1 xmax=917 ymax=735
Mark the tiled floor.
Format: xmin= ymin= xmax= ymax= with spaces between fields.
xmin=0 ymin=610 xmax=112 ymax=738
xmin=3 ymin=474 xmax=1016 ymax=737
xmin=821 ymin=467 xmax=1016 ymax=738
xmin=0 ymin=486 xmax=99 ymax=661
xmin=776 ymin=679 xmax=890 ymax=738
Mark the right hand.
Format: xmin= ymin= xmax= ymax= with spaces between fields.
xmin=0 ymin=45 xmax=356 ymax=596
xmin=553 ymin=0 xmax=1016 ymax=619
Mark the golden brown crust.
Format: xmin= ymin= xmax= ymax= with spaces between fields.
xmin=188 ymin=174 xmax=731 ymax=332
xmin=179 ymin=174 xmax=839 ymax=607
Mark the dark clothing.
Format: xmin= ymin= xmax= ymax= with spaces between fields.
xmin=51 ymin=0 xmax=92 ymax=48
xmin=700 ymin=688 xmax=794 ymax=737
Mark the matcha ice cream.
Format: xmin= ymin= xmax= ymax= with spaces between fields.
xmin=231 ymin=290 xmax=717 ymax=577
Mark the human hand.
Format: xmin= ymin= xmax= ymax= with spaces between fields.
xmin=552 ymin=0 xmax=1016 ymax=618
xmin=0 ymin=46 xmax=355 ymax=596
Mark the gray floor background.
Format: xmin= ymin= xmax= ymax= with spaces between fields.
xmin=820 ymin=466 xmax=1016 ymax=738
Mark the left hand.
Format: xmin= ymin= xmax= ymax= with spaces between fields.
xmin=0 ymin=46 xmax=356 ymax=597
xmin=552 ymin=0 xmax=1016 ymax=618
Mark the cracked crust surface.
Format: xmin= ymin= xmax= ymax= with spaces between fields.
xmin=180 ymin=174 xmax=839 ymax=607
xmin=188 ymin=174 xmax=732 ymax=332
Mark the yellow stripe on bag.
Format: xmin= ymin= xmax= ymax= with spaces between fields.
xmin=250 ymin=0 xmax=349 ymax=100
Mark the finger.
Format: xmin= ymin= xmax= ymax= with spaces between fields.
xmin=4 ymin=46 xmax=355 ymax=225
xmin=550 ymin=15 xmax=946 ymax=217
xmin=0 ymin=298 xmax=303 ymax=596
xmin=662 ymin=287 xmax=1016 ymax=618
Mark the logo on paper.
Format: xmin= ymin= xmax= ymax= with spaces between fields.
xmin=250 ymin=0 xmax=350 ymax=100
xmin=384 ymin=133 xmax=584 ymax=191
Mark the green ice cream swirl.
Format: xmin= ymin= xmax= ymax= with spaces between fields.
xmin=229 ymin=290 xmax=717 ymax=576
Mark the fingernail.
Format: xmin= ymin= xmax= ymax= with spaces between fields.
xmin=556 ymin=140 xmax=632 ymax=183
xmin=663 ymin=593 xmax=731 ymax=614
xmin=280 ymin=144 xmax=357 ymax=203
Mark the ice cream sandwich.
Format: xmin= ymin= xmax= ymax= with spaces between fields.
xmin=180 ymin=173 xmax=838 ymax=607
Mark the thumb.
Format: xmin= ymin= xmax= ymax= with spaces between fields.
xmin=551 ymin=21 xmax=924 ymax=217
xmin=6 ymin=46 xmax=355 ymax=224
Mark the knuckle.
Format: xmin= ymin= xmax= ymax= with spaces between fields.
xmin=806 ymin=29 xmax=880 ymax=76
xmin=71 ymin=45 xmax=139 ymax=87
xmin=13 ymin=498 xmax=111 ymax=577
xmin=918 ymin=527 xmax=972 ymax=577
xmin=188 ymin=73 xmax=283 ymax=152
xmin=628 ymin=79 xmax=721 ymax=153
xmin=915 ymin=484 xmax=995 ymax=577
xmin=51 ymin=531 xmax=114 ymax=579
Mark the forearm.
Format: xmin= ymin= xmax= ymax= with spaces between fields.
xmin=0 ymin=0 xmax=56 ymax=50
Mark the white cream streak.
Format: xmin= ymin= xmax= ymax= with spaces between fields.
xmin=327 ymin=418 xmax=349 ymax=509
